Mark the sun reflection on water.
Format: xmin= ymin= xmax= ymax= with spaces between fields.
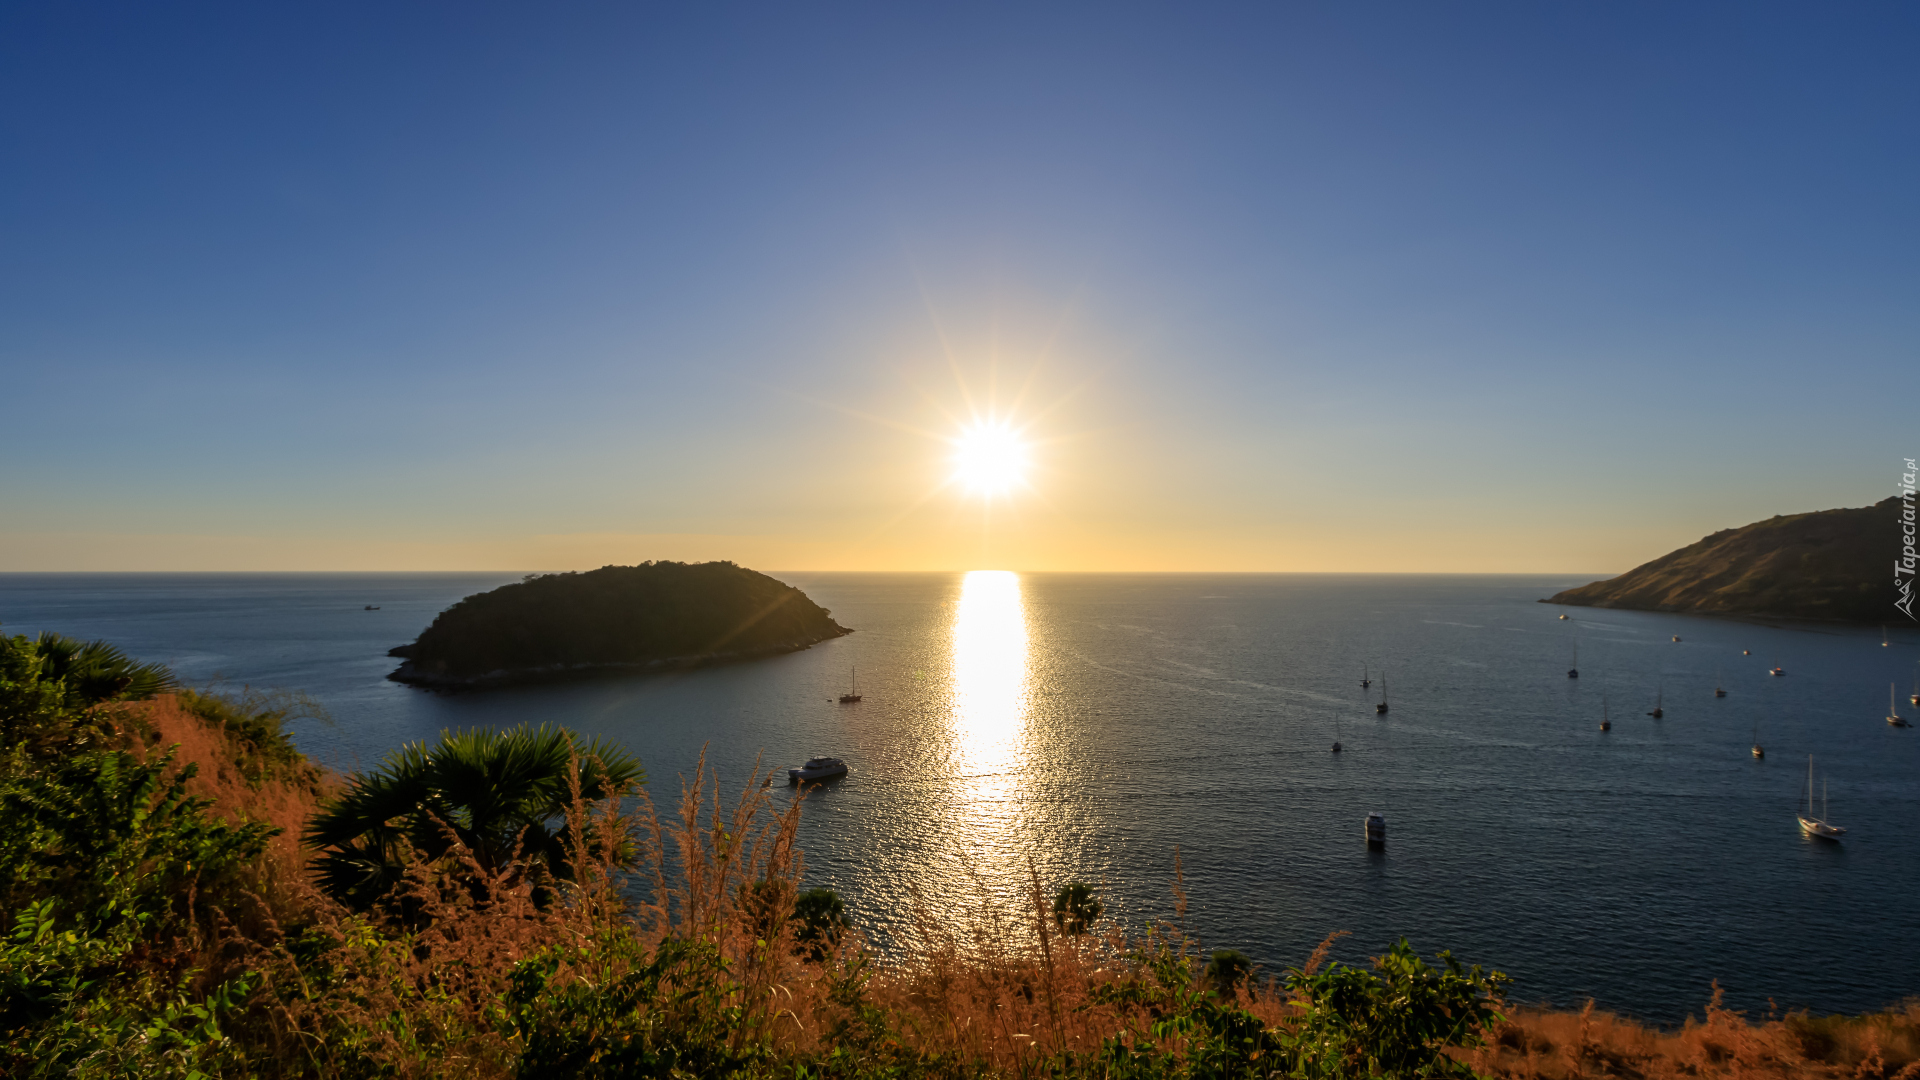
xmin=949 ymin=570 xmax=1032 ymax=844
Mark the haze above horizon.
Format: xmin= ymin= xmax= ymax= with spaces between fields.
xmin=2 ymin=3 xmax=1912 ymax=573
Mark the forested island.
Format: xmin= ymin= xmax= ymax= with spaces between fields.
xmin=1545 ymin=497 xmax=1902 ymax=624
xmin=388 ymin=560 xmax=851 ymax=689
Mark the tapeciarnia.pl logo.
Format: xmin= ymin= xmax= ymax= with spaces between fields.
xmin=1898 ymin=458 xmax=1917 ymax=621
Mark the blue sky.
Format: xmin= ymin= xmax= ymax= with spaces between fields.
xmin=2 ymin=2 xmax=1913 ymax=571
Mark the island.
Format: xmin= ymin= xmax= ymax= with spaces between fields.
xmin=1543 ymin=496 xmax=1904 ymax=624
xmin=387 ymin=560 xmax=852 ymax=689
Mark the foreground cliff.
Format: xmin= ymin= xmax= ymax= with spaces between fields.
xmin=388 ymin=560 xmax=851 ymax=689
xmin=1545 ymin=497 xmax=1903 ymax=624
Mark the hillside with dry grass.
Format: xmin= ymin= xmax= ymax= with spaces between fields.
xmin=3 ymin=629 xmax=1915 ymax=1079
xmin=1546 ymin=498 xmax=1901 ymax=624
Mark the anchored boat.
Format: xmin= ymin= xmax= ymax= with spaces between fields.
xmin=788 ymin=757 xmax=849 ymax=784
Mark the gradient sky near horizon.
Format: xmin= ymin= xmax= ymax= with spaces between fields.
xmin=2 ymin=3 xmax=1914 ymax=573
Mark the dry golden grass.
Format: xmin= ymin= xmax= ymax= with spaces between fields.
xmin=1467 ymin=993 xmax=1920 ymax=1080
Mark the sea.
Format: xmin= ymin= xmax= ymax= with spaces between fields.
xmin=2 ymin=570 xmax=1916 ymax=1023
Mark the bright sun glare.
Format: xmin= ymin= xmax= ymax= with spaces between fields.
xmin=950 ymin=422 xmax=1030 ymax=496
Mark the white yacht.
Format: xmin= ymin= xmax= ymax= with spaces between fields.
xmin=788 ymin=756 xmax=849 ymax=784
xmin=1798 ymin=756 xmax=1844 ymax=840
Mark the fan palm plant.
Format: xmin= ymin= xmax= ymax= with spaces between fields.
xmin=305 ymin=723 xmax=644 ymax=910
xmin=32 ymin=632 xmax=179 ymax=706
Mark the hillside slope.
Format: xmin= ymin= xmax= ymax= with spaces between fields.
xmin=1544 ymin=497 xmax=1904 ymax=624
xmin=389 ymin=561 xmax=851 ymax=689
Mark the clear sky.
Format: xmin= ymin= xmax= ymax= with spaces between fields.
xmin=2 ymin=3 xmax=1913 ymax=572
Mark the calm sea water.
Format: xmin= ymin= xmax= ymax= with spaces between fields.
xmin=3 ymin=571 xmax=1916 ymax=1021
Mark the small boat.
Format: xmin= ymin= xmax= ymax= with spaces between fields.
xmin=363 ymin=605 xmax=380 ymax=610
xmin=838 ymin=667 xmax=862 ymax=704
xmin=1647 ymin=685 xmax=1663 ymax=720
xmin=1770 ymin=664 xmax=1785 ymax=677
xmin=1558 ymin=613 xmax=1569 ymax=620
xmin=788 ymin=756 xmax=849 ymax=784
xmin=1743 ymin=649 xmax=1751 ymax=656
xmin=1365 ymin=812 xmax=1386 ymax=844
xmin=1798 ymin=756 xmax=1844 ymax=839
xmin=1361 ymin=662 xmax=1370 ymax=689
xmin=1672 ymin=635 xmax=1682 ymax=643
xmin=1600 ymin=693 xmax=1611 ymax=731
xmin=1891 ymin=683 xmax=1912 ymax=728
xmin=1375 ymin=673 xmax=1389 ymax=715
xmin=1715 ymin=669 xmax=1726 ymax=698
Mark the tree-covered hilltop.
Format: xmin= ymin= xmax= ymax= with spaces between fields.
xmin=388 ymin=561 xmax=851 ymax=689
xmin=1545 ymin=497 xmax=1902 ymax=624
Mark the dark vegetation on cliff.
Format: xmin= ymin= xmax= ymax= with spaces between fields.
xmin=6 ymin=630 xmax=1917 ymax=1078
xmin=388 ymin=561 xmax=851 ymax=689
xmin=1546 ymin=498 xmax=1904 ymax=624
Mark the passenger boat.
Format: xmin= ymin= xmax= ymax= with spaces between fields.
xmin=788 ymin=757 xmax=849 ymax=784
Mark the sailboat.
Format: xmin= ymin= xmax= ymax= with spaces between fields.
xmin=1714 ymin=669 xmax=1726 ymax=697
xmin=1600 ymin=693 xmax=1610 ymax=731
xmin=1798 ymin=756 xmax=1845 ymax=839
xmin=1890 ymin=683 xmax=1912 ymax=727
xmin=1332 ymin=713 xmax=1343 ymax=753
xmin=838 ymin=667 xmax=862 ymax=704
xmin=1361 ymin=663 xmax=1371 ymax=690
xmin=1909 ymin=664 xmax=1918 ymax=707
xmin=1375 ymin=673 xmax=1389 ymax=715
xmin=1568 ymin=640 xmax=1579 ymax=679
xmin=1647 ymin=684 xmax=1663 ymax=719
xmin=1884 ymin=627 xmax=1891 ymax=648
xmin=1751 ymin=717 xmax=1763 ymax=758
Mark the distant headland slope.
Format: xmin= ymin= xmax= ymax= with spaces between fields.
xmin=1544 ymin=497 xmax=1904 ymax=624
xmin=388 ymin=561 xmax=851 ymax=689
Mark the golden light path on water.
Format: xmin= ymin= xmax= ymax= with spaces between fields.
xmin=945 ymin=570 xmax=1033 ymax=869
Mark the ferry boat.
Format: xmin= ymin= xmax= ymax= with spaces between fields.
xmin=788 ymin=757 xmax=849 ymax=784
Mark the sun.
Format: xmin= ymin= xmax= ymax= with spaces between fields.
xmin=950 ymin=421 xmax=1031 ymax=496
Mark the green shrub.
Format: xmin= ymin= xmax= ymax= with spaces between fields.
xmin=1054 ymin=882 xmax=1102 ymax=936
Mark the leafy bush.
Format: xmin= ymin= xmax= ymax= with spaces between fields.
xmin=1054 ymin=882 xmax=1102 ymax=936
xmin=1283 ymin=938 xmax=1509 ymax=1079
